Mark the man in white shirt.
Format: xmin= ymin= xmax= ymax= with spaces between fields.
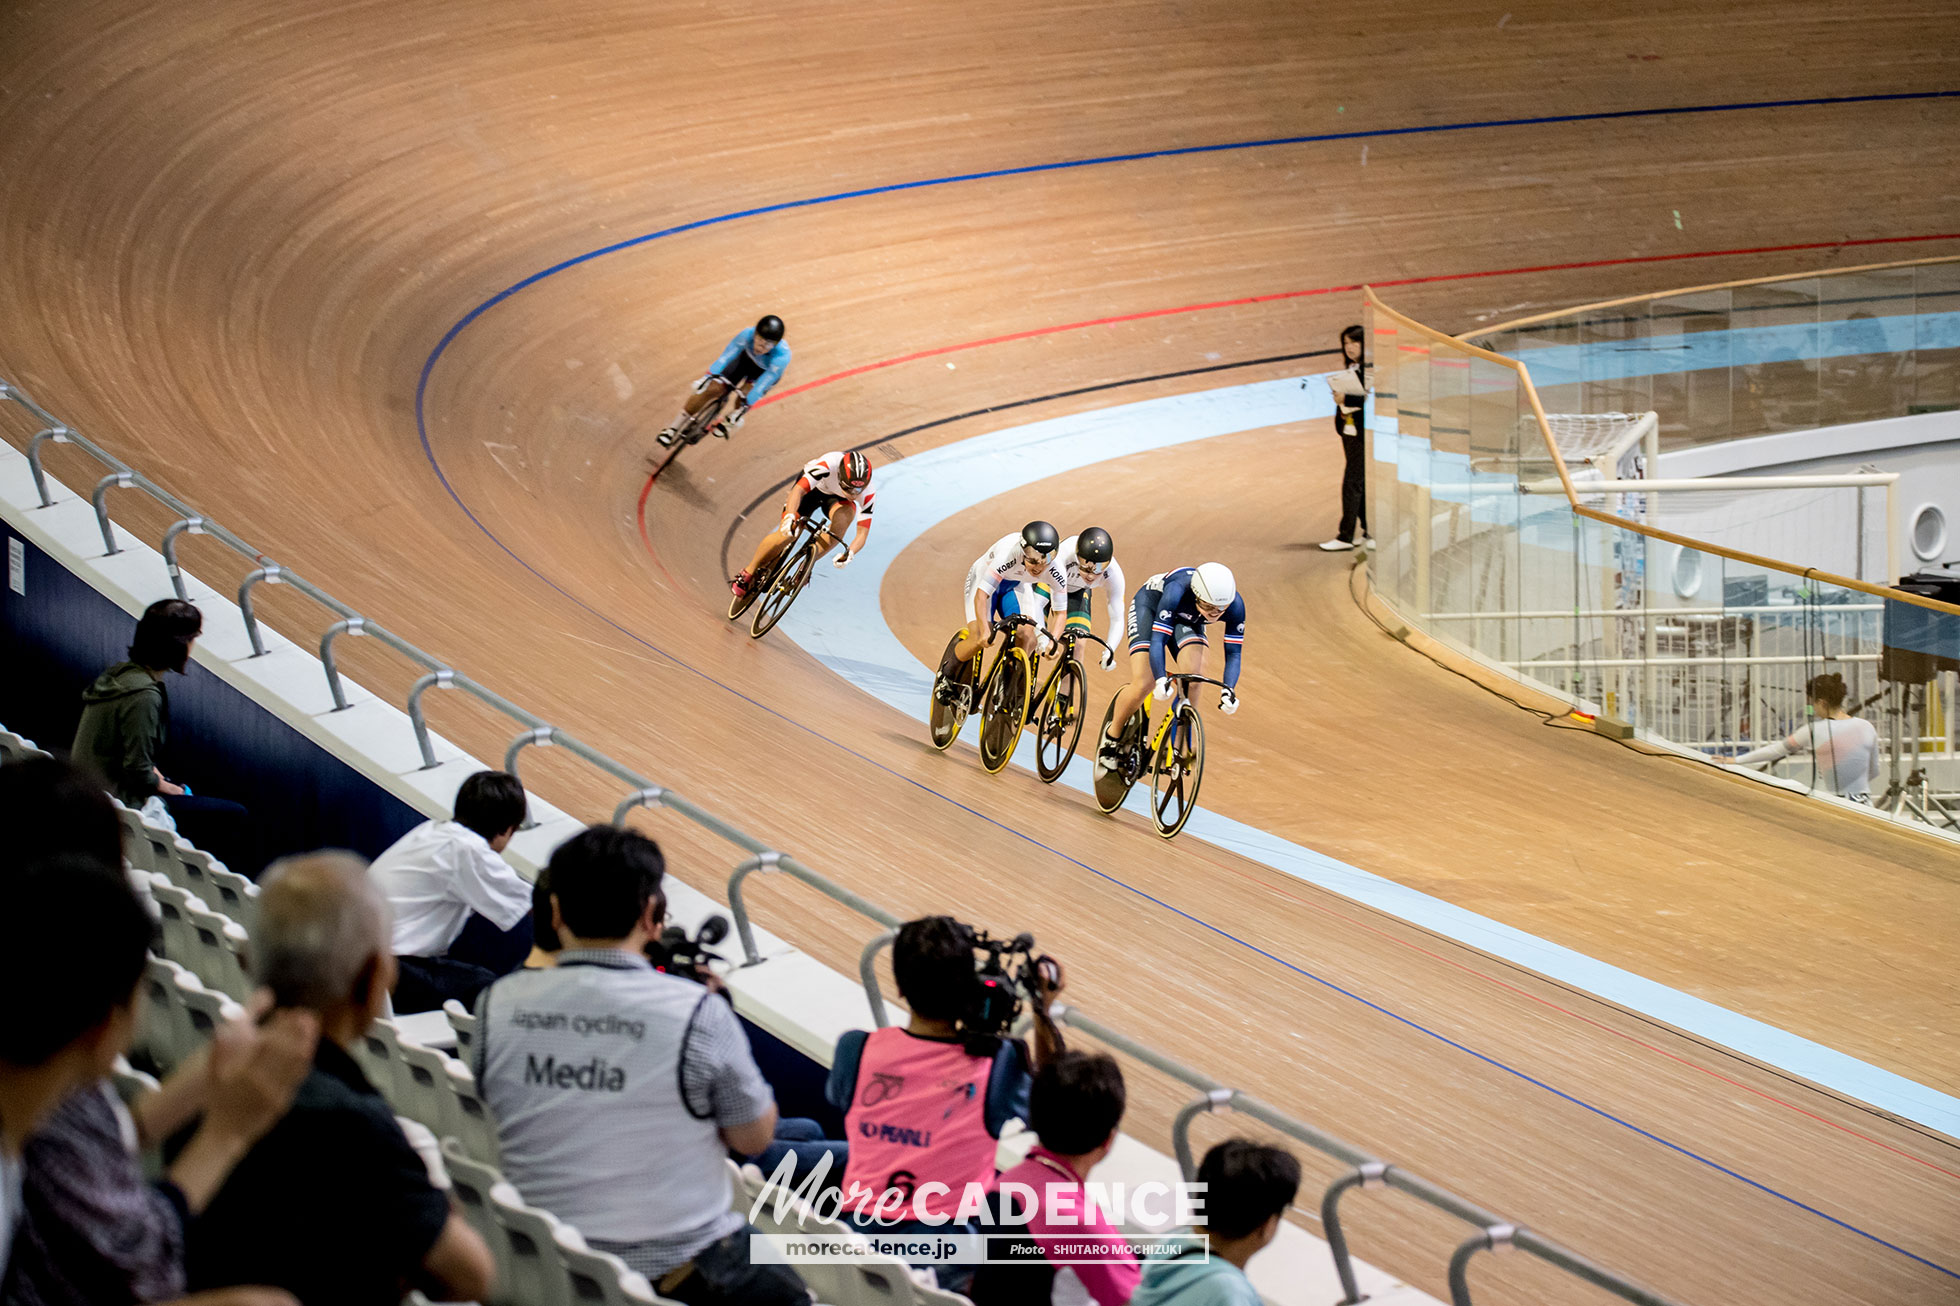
xmin=369 ymin=771 xmax=533 ymax=1012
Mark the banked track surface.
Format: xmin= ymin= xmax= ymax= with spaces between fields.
xmin=3 ymin=2 xmax=1960 ymax=1302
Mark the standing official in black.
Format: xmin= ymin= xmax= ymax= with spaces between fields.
xmin=1319 ymin=324 xmax=1371 ymax=551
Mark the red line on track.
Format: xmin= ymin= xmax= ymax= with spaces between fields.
xmin=635 ymin=230 xmax=1960 ymax=1175
xmin=754 ymin=232 xmax=1960 ymax=407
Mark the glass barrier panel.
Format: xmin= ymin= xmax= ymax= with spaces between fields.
xmin=1643 ymin=288 xmax=1732 ymax=448
xmin=1578 ymin=305 xmax=1654 ymax=417
xmin=1730 ymin=278 xmax=1821 ymax=438
xmin=1819 ymin=267 xmax=1919 ymax=427
xmin=1466 ymin=355 xmax=1523 ymax=664
xmin=1424 ymin=342 xmax=1476 ymax=626
xmin=1911 ymin=261 xmax=1960 ymax=414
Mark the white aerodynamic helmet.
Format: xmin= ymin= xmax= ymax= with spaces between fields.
xmin=1191 ymin=562 xmax=1236 ymax=610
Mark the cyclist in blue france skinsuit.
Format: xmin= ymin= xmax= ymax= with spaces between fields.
xmin=655 ymin=314 xmax=792 ymax=448
xmin=1094 ymin=562 xmax=1244 ymax=778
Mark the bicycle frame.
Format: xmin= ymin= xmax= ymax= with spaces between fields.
xmin=1035 ymin=629 xmax=1109 ymax=708
xmin=1148 ymin=673 xmax=1229 ymax=752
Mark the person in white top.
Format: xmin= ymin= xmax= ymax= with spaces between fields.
xmin=1055 ymin=527 xmax=1126 ymax=671
xmin=1734 ymin=672 xmax=1881 ymax=802
xmin=368 ymin=770 xmax=534 ymax=1011
xmin=936 ymin=522 xmax=1071 ymax=702
xmin=732 ymin=449 xmax=876 ymax=601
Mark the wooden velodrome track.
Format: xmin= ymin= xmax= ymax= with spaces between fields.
xmin=3 ymin=2 xmax=1959 ymax=1302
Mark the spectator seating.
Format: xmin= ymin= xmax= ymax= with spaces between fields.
xmin=556 ymin=1227 xmax=667 ymax=1306
xmin=109 ymin=1055 xmax=161 ymax=1105
xmin=45 ymin=758 xmax=977 ymax=1306
xmin=441 ymin=1139 xmax=679 ymax=1306
xmin=733 ymin=1161 xmax=971 ymax=1306
xmin=136 ymin=956 xmax=242 ymax=1074
xmin=0 ymin=726 xmax=52 ymax=763
xmin=443 ymin=997 xmax=478 ymax=1054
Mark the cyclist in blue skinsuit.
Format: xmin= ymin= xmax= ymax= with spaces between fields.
xmin=1094 ymin=562 xmax=1244 ymax=778
xmin=655 ymin=314 xmax=792 ymax=449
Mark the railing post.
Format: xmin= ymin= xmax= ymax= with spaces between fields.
xmin=90 ymin=471 xmax=135 ymax=554
xmin=611 ymin=786 xmax=667 ymax=828
xmin=23 ymin=424 xmax=70 ymax=508
xmin=319 ymin=618 xmax=367 ymax=710
xmin=1320 ymin=1161 xmax=1389 ymax=1305
xmin=858 ymin=929 xmax=897 ymax=1028
xmin=235 ymin=566 xmax=285 ymax=657
xmin=1171 ymin=1088 xmax=1234 ymax=1181
xmin=1447 ymin=1224 xmax=1517 ymax=1306
xmin=407 ymin=670 xmax=456 ymax=769
xmin=160 ymin=517 xmax=207 ymax=600
xmin=726 ymin=852 xmax=783 ymax=965
xmin=502 ymin=727 xmax=557 ymax=828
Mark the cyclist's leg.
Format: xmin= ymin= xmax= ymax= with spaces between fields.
xmin=815 ymin=499 xmax=855 ymax=560
xmin=954 ymin=572 xmax=996 ymax=663
xmin=1016 ymin=584 xmax=1048 ymax=657
xmin=683 ymin=376 xmax=731 ymax=418
xmin=1065 ymin=589 xmax=1093 ymax=638
xmin=711 ymin=379 xmax=756 ymax=436
xmin=1097 ymin=584 xmax=1152 ymax=756
xmin=1173 ymin=626 xmax=1210 ymax=680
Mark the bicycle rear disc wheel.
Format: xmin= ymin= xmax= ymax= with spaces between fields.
xmin=1093 ymin=696 xmax=1145 ymax=813
xmin=1034 ymin=660 xmax=1086 ymax=783
xmin=1150 ymin=703 xmax=1206 ymax=838
xmin=727 ymin=560 xmax=764 ymax=620
xmin=929 ymin=632 xmax=975 ymax=752
xmin=749 ymin=542 xmax=815 ymax=638
xmin=979 ymin=649 xmax=1032 ymax=774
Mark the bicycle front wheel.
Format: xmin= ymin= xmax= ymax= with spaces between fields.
xmin=749 ymin=543 xmax=816 ymax=638
xmin=979 ymin=648 xmax=1033 ymax=774
xmin=1150 ymin=702 xmax=1206 ymax=838
xmin=1034 ymin=659 xmax=1087 ymax=783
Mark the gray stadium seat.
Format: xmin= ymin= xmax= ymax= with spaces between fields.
xmin=148 ymin=881 xmax=200 ymax=969
xmin=555 ymin=1226 xmax=678 ymax=1305
xmin=443 ymin=997 xmax=478 ymax=1054
xmin=443 ymin=1057 xmax=501 ymax=1167
xmin=488 ymin=1180 xmax=576 ymax=1306
xmin=183 ymin=897 xmax=252 ymax=1000
xmin=440 ymin=1139 xmax=521 ymax=1306
xmin=204 ymin=862 xmax=259 ymax=935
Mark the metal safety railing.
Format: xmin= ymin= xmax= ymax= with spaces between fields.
xmin=1 ymin=376 xmax=1687 ymax=1306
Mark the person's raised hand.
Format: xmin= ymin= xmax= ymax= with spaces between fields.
xmin=203 ymin=1005 xmax=320 ymax=1145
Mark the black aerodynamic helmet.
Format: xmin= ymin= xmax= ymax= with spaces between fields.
xmin=755 ymin=314 xmax=786 ymax=343
xmin=1075 ymin=526 xmax=1113 ymax=565
xmin=1020 ymin=521 xmax=1060 ymax=556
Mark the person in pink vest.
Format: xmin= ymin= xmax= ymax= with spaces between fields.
xmin=825 ymin=916 xmax=1061 ymax=1283
xmin=969 ymin=1051 xmax=1140 ymax=1305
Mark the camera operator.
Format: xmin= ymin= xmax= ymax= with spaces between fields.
xmin=825 ymin=916 xmax=1063 ymax=1266
xmin=471 ymin=826 xmax=805 ymax=1305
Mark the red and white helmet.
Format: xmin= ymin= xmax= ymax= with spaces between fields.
xmin=840 ymin=450 xmax=871 ymax=492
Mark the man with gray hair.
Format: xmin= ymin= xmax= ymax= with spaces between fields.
xmin=187 ymin=852 xmax=494 ymax=1306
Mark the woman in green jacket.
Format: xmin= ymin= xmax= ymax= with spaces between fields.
xmin=72 ymin=599 xmax=257 ymax=875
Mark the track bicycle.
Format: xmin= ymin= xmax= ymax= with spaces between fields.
xmin=648 ymin=380 xmax=742 ymax=479
xmin=1093 ymin=673 xmax=1229 ymax=838
xmin=728 ymin=510 xmax=837 ymax=638
xmin=928 ymin=614 xmax=1040 ymax=773
xmin=1030 ymin=629 xmax=1110 ymax=783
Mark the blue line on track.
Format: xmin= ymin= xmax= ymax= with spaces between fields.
xmin=412 ymin=88 xmax=1960 ymax=1279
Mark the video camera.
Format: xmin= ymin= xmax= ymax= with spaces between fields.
xmin=646 ymin=913 xmax=731 ymax=987
xmin=964 ymin=928 xmax=1062 ymax=1039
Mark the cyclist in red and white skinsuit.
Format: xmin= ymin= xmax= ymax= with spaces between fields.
xmin=732 ymin=449 xmax=875 ymax=600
